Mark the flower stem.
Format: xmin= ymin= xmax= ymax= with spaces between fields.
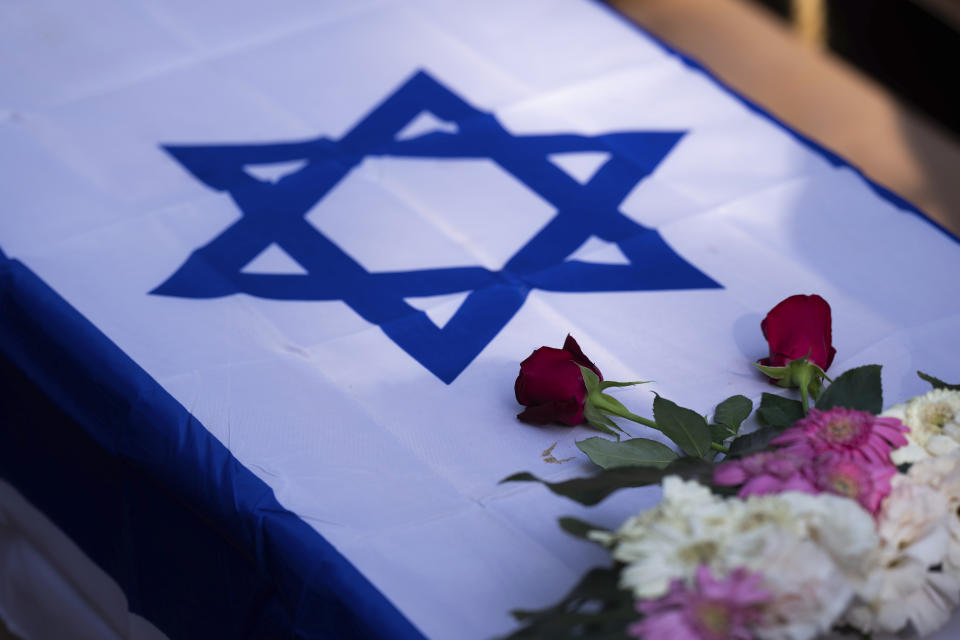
xmin=622 ymin=412 xmax=658 ymax=430
xmin=795 ymin=366 xmax=813 ymax=415
xmin=710 ymin=442 xmax=729 ymax=454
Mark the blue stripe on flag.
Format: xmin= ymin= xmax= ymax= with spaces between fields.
xmin=0 ymin=248 xmax=424 ymax=640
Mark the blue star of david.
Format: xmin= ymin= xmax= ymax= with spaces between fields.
xmin=154 ymin=70 xmax=720 ymax=383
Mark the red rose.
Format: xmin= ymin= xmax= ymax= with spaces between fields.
xmin=514 ymin=335 xmax=602 ymax=425
xmin=760 ymin=294 xmax=836 ymax=372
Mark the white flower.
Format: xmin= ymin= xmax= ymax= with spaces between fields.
xmin=748 ymin=535 xmax=853 ymax=640
xmin=882 ymin=403 xmax=907 ymax=421
xmin=845 ymin=483 xmax=951 ymax=635
xmin=884 ymin=403 xmax=929 ymax=465
xmin=767 ymin=492 xmax=879 ymax=573
xmin=846 ymin=559 xmax=960 ymax=637
xmin=879 ymin=479 xmax=950 ymax=567
xmin=907 ymin=390 xmax=960 ymax=443
xmin=730 ymin=493 xmax=877 ymax=640
xmin=612 ymin=476 xmax=740 ymax=599
xmin=844 ymin=451 xmax=960 ymax=636
xmin=610 ymin=478 xmax=877 ymax=639
xmin=889 ymin=390 xmax=960 ymax=463
xmin=908 ymin=451 xmax=960 ymax=576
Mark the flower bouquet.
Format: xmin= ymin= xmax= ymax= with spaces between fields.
xmin=504 ymin=295 xmax=960 ymax=639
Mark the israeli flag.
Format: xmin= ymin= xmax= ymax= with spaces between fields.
xmin=1 ymin=0 xmax=959 ymax=638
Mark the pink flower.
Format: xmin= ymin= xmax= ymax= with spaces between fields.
xmin=771 ymin=407 xmax=908 ymax=465
xmin=803 ymin=454 xmax=896 ymax=516
xmin=713 ymin=450 xmax=816 ymax=497
xmin=629 ymin=565 xmax=770 ymax=640
xmin=714 ymin=448 xmax=895 ymax=517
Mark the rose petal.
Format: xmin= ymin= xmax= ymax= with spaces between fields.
xmin=517 ymin=396 xmax=583 ymax=425
xmin=514 ymin=336 xmax=603 ymax=427
xmin=562 ymin=334 xmax=603 ymax=380
xmin=760 ymin=294 xmax=835 ymax=370
xmin=515 ymin=346 xmax=587 ymax=406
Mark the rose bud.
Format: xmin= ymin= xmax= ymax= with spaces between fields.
xmin=760 ymin=294 xmax=836 ymax=372
xmin=755 ymin=294 xmax=836 ymax=410
xmin=514 ymin=334 xmax=602 ymax=426
xmin=514 ymin=336 xmax=655 ymax=438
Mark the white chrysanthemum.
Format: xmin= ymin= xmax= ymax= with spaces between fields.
xmin=612 ymin=476 xmax=743 ymax=598
xmin=747 ymin=535 xmax=853 ymax=640
xmin=907 ymin=390 xmax=960 ymax=443
xmin=847 ymin=481 xmax=951 ymax=635
xmin=728 ymin=494 xmax=877 ymax=640
xmin=882 ymin=403 xmax=907 ymax=421
xmin=907 ymin=448 xmax=960 ymax=494
xmin=767 ymin=492 xmax=879 ymax=573
xmin=846 ymin=559 xmax=960 ymax=637
xmin=880 ymin=479 xmax=950 ymax=566
xmin=889 ymin=390 xmax=960 ymax=463
xmin=884 ymin=403 xmax=929 ymax=465
xmin=890 ymin=439 xmax=930 ymax=465
xmin=844 ymin=452 xmax=960 ymax=636
xmin=909 ymin=451 xmax=960 ymax=576
xmin=610 ymin=478 xmax=877 ymax=639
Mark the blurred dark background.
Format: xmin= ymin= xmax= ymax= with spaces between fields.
xmin=612 ymin=0 xmax=960 ymax=236
xmin=750 ymin=0 xmax=960 ymax=136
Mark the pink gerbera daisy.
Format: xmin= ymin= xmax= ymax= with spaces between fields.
xmin=713 ymin=448 xmax=895 ymax=517
xmin=771 ymin=407 xmax=908 ymax=464
xmin=803 ymin=453 xmax=896 ymax=516
xmin=713 ymin=449 xmax=816 ymax=498
xmin=628 ymin=565 xmax=770 ymax=640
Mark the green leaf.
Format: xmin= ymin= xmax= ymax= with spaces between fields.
xmin=558 ymin=516 xmax=610 ymax=541
xmin=500 ymin=470 xmax=661 ymax=506
xmin=816 ymin=364 xmax=883 ymax=413
xmin=598 ymin=379 xmax=649 ymax=391
xmin=918 ymin=371 xmax=960 ymax=391
xmin=509 ymin=568 xmax=621 ymax=622
xmin=757 ymin=393 xmax=804 ymax=428
xmin=652 ymin=395 xmax=712 ymax=458
xmin=577 ymin=364 xmax=601 ymax=393
xmin=713 ymin=395 xmax=753 ymax=434
xmin=501 ymin=458 xmax=715 ymax=506
xmin=710 ymin=423 xmax=734 ymax=444
xmin=576 ymin=436 xmax=678 ymax=470
xmin=507 ymin=566 xmax=636 ymax=638
xmin=727 ymin=425 xmax=788 ymax=458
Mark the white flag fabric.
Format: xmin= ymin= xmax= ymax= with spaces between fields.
xmin=2 ymin=0 xmax=960 ymax=638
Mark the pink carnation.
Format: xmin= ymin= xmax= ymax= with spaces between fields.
xmin=803 ymin=453 xmax=895 ymax=515
xmin=771 ymin=407 xmax=908 ymax=465
xmin=629 ymin=565 xmax=770 ymax=640
xmin=713 ymin=449 xmax=816 ymax=497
